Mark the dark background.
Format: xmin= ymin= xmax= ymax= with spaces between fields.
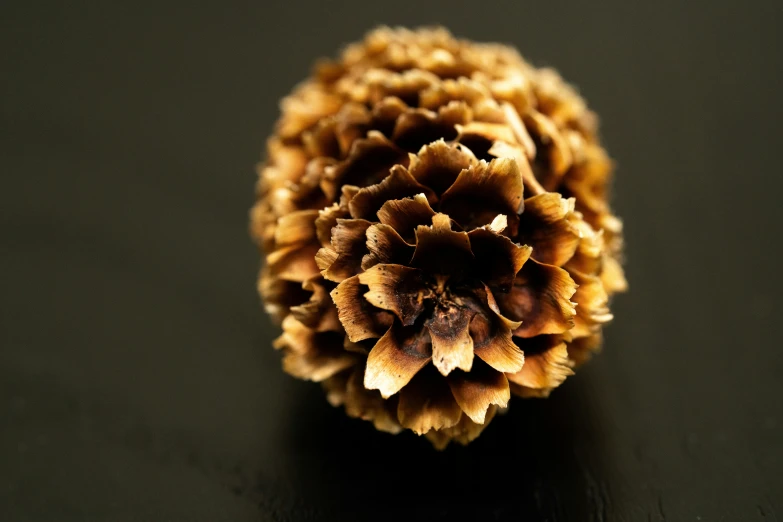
xmin=2 ymin=1 xmax=781 ymax=520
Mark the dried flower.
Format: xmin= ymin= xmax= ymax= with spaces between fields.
xmin=251 ymin=26 xmax=626 ymax=448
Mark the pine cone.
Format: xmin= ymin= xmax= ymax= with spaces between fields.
xmin=251 ymin=26 xmax=626 ymax=448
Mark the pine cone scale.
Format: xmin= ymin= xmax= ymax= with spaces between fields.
xmin=448 ymin=361 xmax=510 ymax=424
xmin=365 ymin=322 xmax=432 ymax=398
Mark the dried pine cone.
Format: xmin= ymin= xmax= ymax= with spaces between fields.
xmin=251 ymin=27 xmax=626 ymax=448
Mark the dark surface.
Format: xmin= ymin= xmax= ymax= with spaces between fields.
xmin=2 ymin=1 xmax=782 ymax=521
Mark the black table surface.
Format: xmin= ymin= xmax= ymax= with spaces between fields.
xmin=2 ymin=1 xmax=782 ymax=521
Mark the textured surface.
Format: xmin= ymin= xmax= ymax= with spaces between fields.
xmin=1 ymin=1 xmax=782 ymax=521
xmin=250 ymin=27 xmax=626 ymax=446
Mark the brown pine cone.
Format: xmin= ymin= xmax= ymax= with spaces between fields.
xmin=251 ymin=26 xmax=626 ymax=448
